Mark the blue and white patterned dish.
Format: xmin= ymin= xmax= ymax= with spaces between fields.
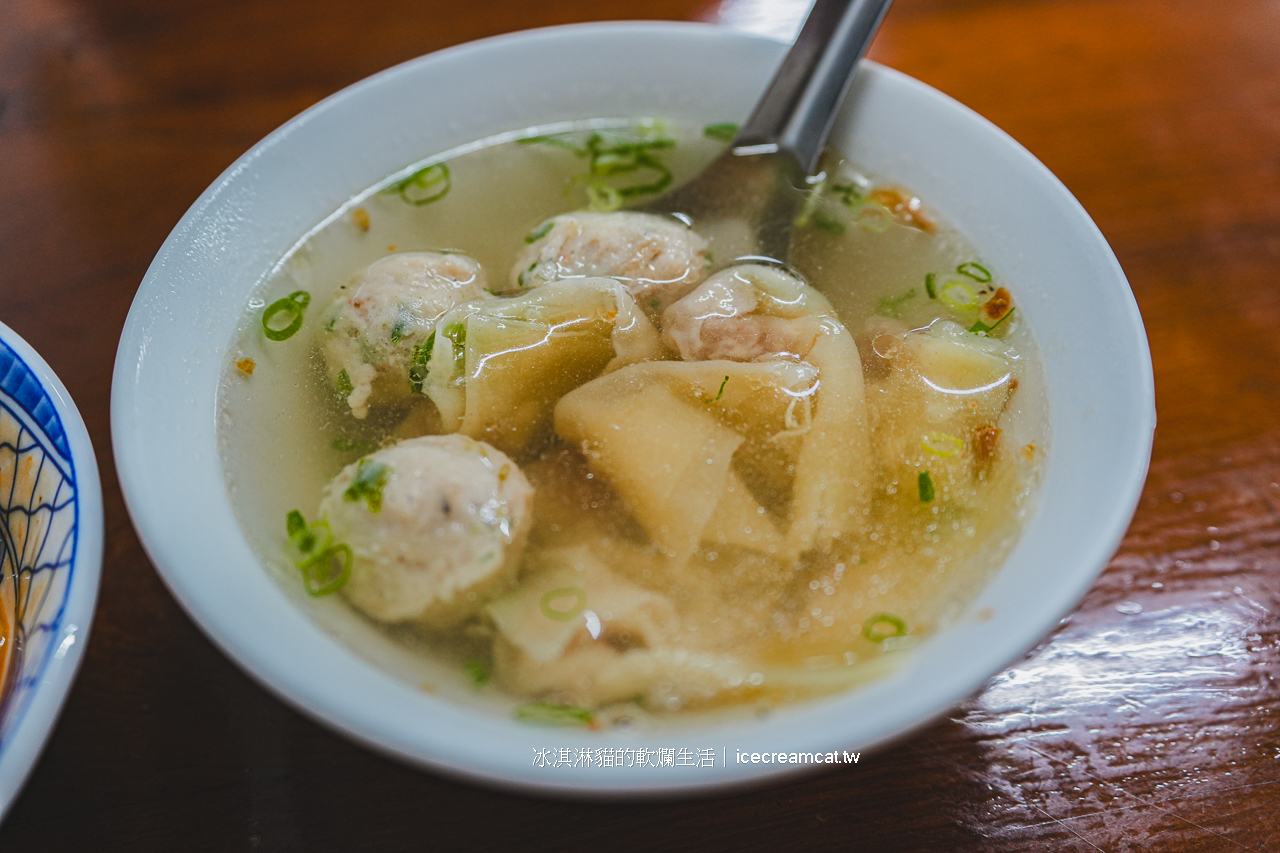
xmin=0 ymin=321 xmax=102 ymax=822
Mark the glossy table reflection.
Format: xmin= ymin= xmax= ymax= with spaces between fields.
xmin=2 ymin=0 xmax=1279 ymax=848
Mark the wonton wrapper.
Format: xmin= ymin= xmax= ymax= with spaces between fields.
xmin=659 ymin=263 xmax=873 ymax=553
xmin=554 ymin=352 xmax=868 ymax=560
xmin=423 ymin=278 xmax=663 ymax=457
xmin=869 ymin=320 xmax=1019 ymax=504
xmin=486 ymin=545 xmax=675 ymax=665
xmin=555 ymin=379 xmax=746 ymax=558
xmin=785 ymin=317 xmax=871 ymax=553
xmin=487 ymin=545 xmax=755 ymax=708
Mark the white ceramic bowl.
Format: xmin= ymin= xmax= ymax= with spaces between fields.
xmin=0 ymin=322 xmax=103 ymax=819
xmin=111 ymin=22 xmax=1154 ymax=795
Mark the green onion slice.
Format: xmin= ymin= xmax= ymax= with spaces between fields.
xmin=514 ymin=701 xmax=594 ymax=727
xmin=852 ymin=202 xmax=893 ymax=233
xmin=813 ymin=211 xmax=846 ymax=234
xmin=390 ymin=313 xmax=409 ymax=344
xmin=793 ymin=175 xmax=828 ymax=228
xmin=957 ymin=261 xmax=992 ymax=283
xmin=343 ymin=458 xmax=389 ymax=513
xmin=408 ymin=331 xmax=435 ymax=393
xmin=585 ymin=181 xmax=623 ymax=212
xmin=335 ymin=368 xmax=354 ymax=397
xmin=703 ymin=122 xmax=739 ymax=142
xmin=875 ymin=289 xmax=917 ymax=319
xmin=863 ymin=613 xmax=908 ymax=643
xmin=830 ymin=183 xmax=863 ymax=205
xmin=387 ymin=162 xmax=451 ymax=206
xmin=925 ymin=272 xmax=938 ymax=299
xmin=918 ymin=470 xmax=935 ymax=503
xmin=518 ymin=133 xmax=584 ymax=152
xmin=443 ymin=322 xmax=466 ymax=364
xmin=940 ymin=280 xmax=979 ymax=312
xmin=299 ymin=544 xmax=352 ymax=597
xmin=524 ymin=220 xmax=555 ymax=244
xmin=284 ymin=510 xmax=351 ymax=596
xmin=262 ymin=290 xmax=310 ymax=341
xmin=463 ymin=659 xmax=490 ymax=686
xmin=528 ymin=126 xmax=676 ymax=207
xmin=285 ymin=511 xmax=326 ymax=557
xmin=706 ymin=374 xmax=730 ymax=404
xmin=969 ymin=307 xmax=1016 ymax=335
xmin=539 ymin=587 xmax=587 ymax=622
xmin=922 ymin=433 xmax=964 ymax=457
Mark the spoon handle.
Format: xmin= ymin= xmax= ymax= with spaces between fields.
xmin=735 ymin=0 xmax=894 ymax=175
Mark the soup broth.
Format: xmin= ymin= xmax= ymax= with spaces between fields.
xmin=219 ymin=120 xmax=1046 ymax=724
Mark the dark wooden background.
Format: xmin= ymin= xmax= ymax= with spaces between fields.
xmin=3 ymin=0 xmax=1279 ymax=849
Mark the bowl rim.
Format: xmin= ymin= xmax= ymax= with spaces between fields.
xmin=0 ymin=320 xmax=104 ymax=820
xmin=111 ymin=20 xmax=1155 ymax=796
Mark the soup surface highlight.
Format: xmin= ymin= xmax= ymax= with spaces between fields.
xmin=219 ymin=120 xmax=1046 ymax=727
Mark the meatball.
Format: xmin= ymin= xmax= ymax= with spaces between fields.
xmin=318 ymin=435 xmax=533 ymax=626
xmin=321 ymin=252 xmax=490 ymax=418
xmin=509 ymin=212 xmax=709 ymax=313
xmin=661 ymin=263 xmax=834 ymax=362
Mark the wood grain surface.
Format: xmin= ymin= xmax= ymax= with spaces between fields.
xmin=3 ymin=0 xmax=1279 ymax=849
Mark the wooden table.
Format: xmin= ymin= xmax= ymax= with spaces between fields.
xmin=3 ymin=0 xmax=1278 ymax=848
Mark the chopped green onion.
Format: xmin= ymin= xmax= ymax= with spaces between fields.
xmin=344 ymin=458 xmax=389 ymax=513
xmin=408 ymin=331 xmax=434 ymax=393
xmin=813 ymin=210 xmax=846 ymax=234
xmin=585 ymin=181 xmax=623 ymax=212
xmin=957 ymin=262 xmax=992 ymax=283
xmin=918 ymin=471 xmax=935 ymax=503
xmin=539 ymin=587 xmax=587 ymax=622
xmin=793 ymin=175 xmax=828 ymax=228
xmin=463 ymin=659 xmax=490 ymax=686
xmin=518 ymin=133 xmax=583 ymax=152
xmin=940 ymin=280 xmax=979 ymax=312
xmin=299 ymin=544 xmax=352 ymax=597
xmin=524 ymin=220 xmax=555 ymax=244
xmin=262 ymin=290 xmax=311 ymax=341
xmin=335 ymin=368 xmax=354 ymax=397
xmin=444 ymin=322 xmax=466 ymax=363
xmin=830 ymin=183 xmax=863 ymax=205
xmin=386 ymin=162 xmax=451 ymax=206
xmin=514 ymin=701 xmax=594 ymax=727
xmin=969 ymin=307 xmax=1016 ymax=335
xmin=390 ymin=315 xmax=408 ymax=344
xmin=285 ymin=509 xmax=307 ymax=541
xmin=648 ymin=296 xmax=662 ymax=312
xmin=517 ymin=261 xmax=538 ymax=288
xmin=525 ymin=126 xmax=675 ymax=208
xmin=705 ymin=374 xmax=730 ymax=404
xmin=331 ymin=436 xmax=376 ymax=454
xmin=922 ymin=433 xmax=964 ymax=458
xmin=925 ymin=272 xmax=938 ymax=299
xmin=852 ymin=201 xmax=894 ymax=233
xmin=875 ymin=289 xmax=917 ymax=318
xmin=284 ymin=510 xmax=351 ymax=596
xmin=703 ymin=122 xmax=739 ymax=142
xmin=863 ymin=613 xmax=908 ymax=643
xmin=285 ymin=510 xmax=324 ymax=556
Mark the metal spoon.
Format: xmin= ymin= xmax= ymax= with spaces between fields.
xmin=640 ymin=0 xmax=894 ymax=261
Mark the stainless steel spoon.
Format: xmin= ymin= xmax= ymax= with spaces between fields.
xmin=640 ymin=0 xmax=894 ymax=261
